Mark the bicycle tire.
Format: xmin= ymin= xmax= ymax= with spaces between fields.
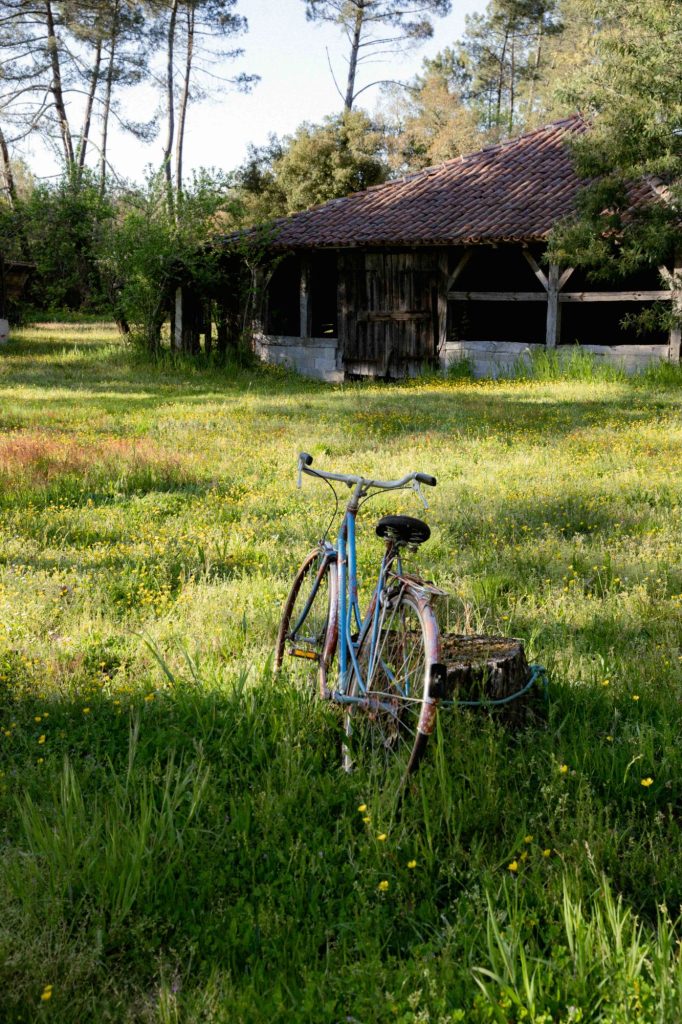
xmin=275 ymin=546 xmax=338 ymax=699
xmin=342 ymin=589 xmax=440 ymax=783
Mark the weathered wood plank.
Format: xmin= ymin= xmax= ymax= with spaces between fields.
xmin=558 ymin=266 xmax=575 ymax=290
xmin=559 ymin=290 xmax=673 ymax=302
xmin=357 ymin=310 xmax=430 ymax=322
xmin=669 ymin=251 xmax=681 ymax=364
xmin=521 ymin=249 xmax=548 ymax=291
xmin=448 ymin=291 xmax=548 ymax=301
xmin=659 ymin=264 xmax=673 ymax=287
xmin=299 ymin=255 xmax=311 ymax=338
xmin=446 ymin=249 xmax=472 ymax=291
xmin=448 ymin=290 xmax=674 ymax=303
xmin=546 ymin=263 xmax=560 ymax=348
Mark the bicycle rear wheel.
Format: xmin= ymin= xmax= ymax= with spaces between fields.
xmin=275 ymin=546 xmax=338 ymax=698
xmin=342 ymin=590 xmax=440 ymax=783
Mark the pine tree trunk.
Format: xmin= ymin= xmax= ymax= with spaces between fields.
xmin=78 ymin=38 xmax=102 ymax=172
xmin=345 ymin=4 xmax=364 ymax=111
xmin=45 ymin=0 xmax=74 ymax=168
xmin=99 ymin=23 xmax=117 ymax=194
xmin=162 ymin=0 xmax=180 ymax=192
xmin=0 ymin=127 xmax=17 ymax=206
xmin=175 ymin=5 xmax=194 ymax=195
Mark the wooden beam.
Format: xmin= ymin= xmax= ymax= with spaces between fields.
xmin=558 ymin=267 xmax=575 ymax=290
xmin=658 ymin=264 xmax=673 ymax=287
xmin=299 ymin=255 xmax=311 ymax=338
xmin=173 ymin=286 xmax=183 ymax=350
xmin=546 ymin=263 xmax=560 ymax=348
xmin=437 ymin=251 xmax=448 ymax=356
xmin=670 ymin=251 xmax=681 ymax=364
xmin=521 ymin=249 xmax=548 ymax=291
xmin=358 ymin=310 xmax=430 ymax=322
xmin=446 ymin=249 xmax=472 ymax=291
xmin=447 ymin=290 xmax=673 ymax=303
xmin=448 ymin=291 xmax=547 ymax=301
xmin=559 ymin=290 xmax=673 ymax=303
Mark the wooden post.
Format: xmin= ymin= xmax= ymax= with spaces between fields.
xmin=669 ymin=252 xmax=681 ymax=364
xmin=545 ymin=263 xmax=561 ymax=348
xmin=204 ymin=300 xmax=213 ymax=357
xmin=437 ymin=250 xmax=449 ymax=359
xmin=216 ymin=299 xmax=228 ymax=358
xmin=299 ymin=255 xmax=311 ymax=339
xmin=173 ymin=286 xmax=183 ymax=350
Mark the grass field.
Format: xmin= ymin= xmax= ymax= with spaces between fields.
xmin=1 ymin=323 xmax=682 ymax=1023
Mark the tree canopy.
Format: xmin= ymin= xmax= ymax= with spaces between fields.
xmin=549 ymin=0 xmax=682 ymax=279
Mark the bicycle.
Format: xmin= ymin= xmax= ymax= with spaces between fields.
xmin=275 ymin=452 xmax=449 ymax=785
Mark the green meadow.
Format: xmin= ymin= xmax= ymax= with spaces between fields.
xmin=2 ymin=323 xmax=682 ymax=1023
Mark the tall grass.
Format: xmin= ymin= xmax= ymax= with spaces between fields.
xmin=1 ymin=324 xmax=682 ymax=1021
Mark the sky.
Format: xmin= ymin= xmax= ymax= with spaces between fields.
xmin=21 ymin=0 xmax=486 ymax=184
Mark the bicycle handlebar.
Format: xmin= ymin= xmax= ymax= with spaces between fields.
xmin=296 ymin=451 xmax=437 ymax=492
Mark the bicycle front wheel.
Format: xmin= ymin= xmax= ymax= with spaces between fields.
xmin=275 ymin=546 xmax=338 ymax=698
xmin=342 ymin=590 xmax=440 ymax=783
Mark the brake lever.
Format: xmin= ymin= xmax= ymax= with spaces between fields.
xmin=413 ymin=480 xmax=429 ymax=510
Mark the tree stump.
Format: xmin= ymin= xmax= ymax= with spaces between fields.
xmin=440 ymin=634 xmax=534 ymax=727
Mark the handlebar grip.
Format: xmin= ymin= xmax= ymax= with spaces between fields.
xmin=299 ymin=452 xmax=314 ymax=466
xmin=416 ymin=473 xmax=437 ymax=487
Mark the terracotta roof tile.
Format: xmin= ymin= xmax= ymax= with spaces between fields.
xmin=260 ymin=115 xmax=649 ymax=249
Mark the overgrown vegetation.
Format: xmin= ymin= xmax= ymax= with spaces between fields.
xmin=1 ymin=324 xmax=682 ymax=1021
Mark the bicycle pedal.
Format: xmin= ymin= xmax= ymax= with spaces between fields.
xmin=288 ymin=646 xmax=320 ymax=662
xmin=429 ymin=662 xmax=450 ymax=699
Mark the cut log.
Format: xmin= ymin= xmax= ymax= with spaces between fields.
xmin=440 ymin=634 xmax=534 ymax=726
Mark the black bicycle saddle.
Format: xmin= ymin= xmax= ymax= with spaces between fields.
xmin=376 ymin=515 xmax=431 ymax=546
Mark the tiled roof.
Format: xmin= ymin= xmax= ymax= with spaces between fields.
xmin=263 ymin=116 xmax=655 ymax=249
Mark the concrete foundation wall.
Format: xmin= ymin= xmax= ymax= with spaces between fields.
xmin=442 ymin=340 xmax=668 ymax=378
xmin=255 ymin=334 xmax=669 ymax=383
xmin=254 ymin=333 xmax=343 ymax=383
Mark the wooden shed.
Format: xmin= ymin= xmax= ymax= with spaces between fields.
xmin=209 ymin=116 xmax=681 ymax=379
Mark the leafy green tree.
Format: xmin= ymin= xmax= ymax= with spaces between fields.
xmin=454 ymin=0 xmax=564 ymax=139
xmin=274 ymin=110 xmax=387 ymax=212
xmin=19 ymin=172 xmax=114 ymax=311
xmin=549 ymin=0 xmax=682 ymax=280
xmin=379 ymin=48 xmax=481 ymax=174
xmin=100 ymin=169 xmax=240 ymax=352
xmin=233 ymin=110 xmax=388 ymax=218
xmin=231 ymin=135 xmax=288 ymax=222
xmin=304 ymin=0 xmax=451 ymax=111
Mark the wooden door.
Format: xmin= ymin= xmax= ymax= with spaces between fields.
xmin=339 ymin=251 xmax=438 ymax=375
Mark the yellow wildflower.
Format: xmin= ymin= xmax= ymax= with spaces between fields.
xmin=559 ymin=764 xmax=569 ymax=774
xmin=362 ymin=816 xmax=371 ymax=824
xmin=377 ymin=833 xmax=387 ymax=842
xmin=83 ymin=707 xmax=90 ymax=714
xmin=38 ymin=734 xmax=45 ymax=744
xmin=508 ymin=861 xmax=519 ymax=872
xmin=358 ymin=804 xmax=367 ymax=812
xmin=378 ymin=880 xmax=389 ymax=892
xmin=543 ymin=849 xmax=551 ymax=857
xmin=407 ymin=860 xmax=417 ymax=869
xmin=632 ymin=695 xmax=640 ymax=702
xmin=41 ymin=985 xmax=53 ymax=1002
xmin=524 ymin=835 xmax=533 ymax=844
xmin=641 ymin=777 xmax=654 ymax=788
